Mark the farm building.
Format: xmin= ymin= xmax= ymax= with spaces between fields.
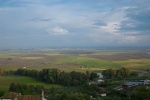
xmin=97 ymin=73 xmax=103 ymax=78
xmin=88 ymin=79 xmax=104 ymax=85
xmin=123 ymin=79 xmax=150 ymax=88
xmin=114 ymin=79 xmax=150 ymax=91
xmin=121 ymin=79 xmax=150 ymax=91
xmin=123 ymin=81 xmax=144 ymax=87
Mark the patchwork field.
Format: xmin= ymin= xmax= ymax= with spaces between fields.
xmin=0 ymin=49 xmax=150 ymax=72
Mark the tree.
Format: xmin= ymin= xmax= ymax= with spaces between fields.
xmin=9 ymin=83 xmax=16 ymax=92
xmin=90 ymin=72 xmax=98 ymax=80
xmin=119 ymin=67 xmax=130 ymax=77
xmin=102 ymin=69 xmax=116 ymax=78
xmin=0 ymin=68 xmax=4 ymax=75
xmin=0 ymin=91 xmax=5 ymax=97
xmin=116 ymin=67 xmax=130 ymax=77
xmin=129 ymin=71 xmax=138 ymax=77
xmin=59 ymin=72 xmax=72 ymax=86
xmin=133 ymin=86 xmax=150 ymax=100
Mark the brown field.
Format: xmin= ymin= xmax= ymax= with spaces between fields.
xmin=0 ymin=53 xmax=66 ymax=70
xmin=88 ymin=52 xmax=150 ymax=60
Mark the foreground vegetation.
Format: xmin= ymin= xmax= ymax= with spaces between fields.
xmin=0 ymin=67 xmax=150 ymax=100
xmin=0 ymin=49 xmax=150 ymax=99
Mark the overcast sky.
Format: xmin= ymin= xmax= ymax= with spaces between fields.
xmin=0 ymin=0 xmax=150 ymax=49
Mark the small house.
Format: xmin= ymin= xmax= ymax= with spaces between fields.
xmin=100 ymin=93 xmax=107 ymax=97
xmin=97 ymin=73 xmax=103 ymax=78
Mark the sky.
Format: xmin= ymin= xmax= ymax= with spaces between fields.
xmin=0 ymin=0 xmax=150 ymax=49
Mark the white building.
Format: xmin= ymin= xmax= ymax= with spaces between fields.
xmin=97 ymin=73 xmax=103 ymax=78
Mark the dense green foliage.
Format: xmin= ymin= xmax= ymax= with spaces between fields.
xmin=102 ymin=67 xmax=131 ymax=78
xmin=133 ymin=86 xmax=150 ymax=100
xmin=0 ymin=91 xmax=4 ymax=97
xmin=1 ymin=67 xmax=149 ymax=100
xmin=9 ymin=83 xmax=44 ymax=95
xmin=45 ymin=84 xmax=107 ymax=100
xmin=5 ymin=68 xmax=98 ymax=86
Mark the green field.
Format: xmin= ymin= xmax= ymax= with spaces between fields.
xmin=0 ymin=49 xmax=150 ymax=72
xmin=0 ymin=76 xmax=63 ymax=92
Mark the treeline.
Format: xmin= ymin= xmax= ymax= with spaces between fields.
xmin=46 ymin=84 xmax=106 ymax=100
xmin=4 ymin=68 xmax=98 ymax=86
xmin=104 ymin=86 xmax=150 ymax=100
xmin=102 ymin=67 xmax=138 ymax=78
xmin=9 ymin=83 xmax=44 ymax=95
xmin=47 ymin=92 xmax=91 ymax=100
xmin=8 ymin=83 xmax=103 ymax=100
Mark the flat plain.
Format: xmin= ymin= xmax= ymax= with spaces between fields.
xmin=0 ymin=49 xmax=150 ymax=72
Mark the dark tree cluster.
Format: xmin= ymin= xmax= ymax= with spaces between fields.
xmin=80 ymin=84 xmax=107 ymax=98
xmin=45 ymin=84 xmax=105 ymax=100
xmin=132 ymin=86 xmax=150 ymax=100
xmin=9 ymin=83 xmax=44 ymax=95
xmin=103 ymin=86 xmax=150 ymax=100
xmin=4 ymin=70 xmax=16 ymax=75
xmin=102 ymin=67 xmax=131 ymax=78
xmin=47 ymin=92 xmax=91 ymax=100
xmin=13 ymin=68 xmax=98 ymax=86
xmin=15 ymin=69 xmax=39 ymax=78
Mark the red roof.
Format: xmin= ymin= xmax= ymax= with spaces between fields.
xmin=18 ymin=95 xmax=42 ymax=100
xmin=1 ymin=92 xmax=42 ymax=100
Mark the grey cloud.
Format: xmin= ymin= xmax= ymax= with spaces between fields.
xmin=30 ymin=18 xmax=52 ymax=22
xmin=0 ymin=0 xmax=150 ymax=49
xmin=0 ymin=0 xmax=34 ymax=7
xmin=93 ymin=20 xmax=106 ymax=26
xmin=120 ymin=7 xmax=150 ymax=35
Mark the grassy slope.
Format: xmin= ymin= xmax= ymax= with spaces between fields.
xmin=0 ymin=76 xmax=63 ymax=92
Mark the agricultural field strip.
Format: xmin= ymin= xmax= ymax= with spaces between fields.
xmin=20 ymin=57 xmax=43 ymax=60
xmin=113 ymin=59 xmax=150 ymax=69
xmin=55 ymin=55 xmax=120 ymax=69
xmin=0 ymin=54 xmax=17 ymax=58
xmin=0 ymin=50 xmax=150 ymax=71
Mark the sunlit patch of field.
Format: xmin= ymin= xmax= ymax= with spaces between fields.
xmin=45 ymin=53 xmax=64 ymax=56
xmin=77 ymin=67 xmax=106 ymax=71
xmin=55 ymin=56 xmax=120 ymax=71
xmin=0 ymin=54 xmax=17 ymax=58
xmin=113 ymin=59 xmax=150 ymax=70
xmin=93 ymin=51 xmax=121 ymax=55
xmin=20 ymin=57 xmax=43 ymax=60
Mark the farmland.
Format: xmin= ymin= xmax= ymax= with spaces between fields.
xmin=0 ymin=49 xmax=150 ymax=94
xmin=0 ymin=50 xmax=150 ymax=72
xmin=0 ymin=49 xmax=150 ymax=72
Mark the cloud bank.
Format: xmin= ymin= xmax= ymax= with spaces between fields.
xmin=0 ymin=0 xmax=150 ymax=49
